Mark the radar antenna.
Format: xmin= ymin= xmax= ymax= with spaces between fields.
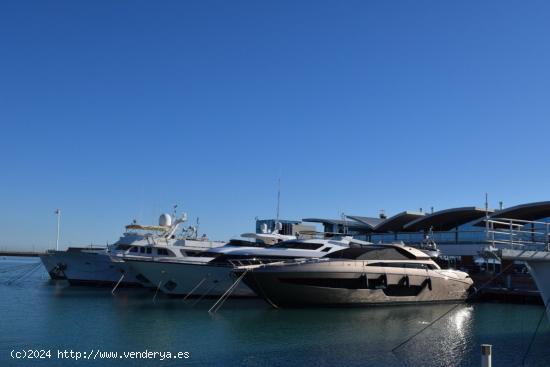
xmin=276 ymin=177 xmax=281 ymax=222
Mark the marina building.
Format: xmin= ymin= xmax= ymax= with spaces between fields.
xmin=299 ymin=201 xmax=550 ymax=259
xmin=255 ymin=219 xmax=315 ymax=236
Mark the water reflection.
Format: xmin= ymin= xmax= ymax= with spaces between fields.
xmin=391 ymin=304 xmax=474 ymax=367
xmin=2 ymin=258 xmax=550 ymax=367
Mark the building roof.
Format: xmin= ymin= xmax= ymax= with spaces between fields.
xmin=472 ymin=201 xmax=550 ymax=227
xmin=373 ymin=211 xmax=426 ymax=232
xmin=302 ymin=217 xmax=373 ymax=232
xmin=345 ymin=215 xmax=385 ymax=229
xmin=403 ymin=207 xmax=492 ymax=231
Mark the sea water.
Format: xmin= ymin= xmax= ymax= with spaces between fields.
xmin=1 ymin=256 xmax=549 ymax=367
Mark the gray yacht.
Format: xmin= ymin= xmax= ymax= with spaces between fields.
xmin=238 ymin=243 xmax=473 ymax=307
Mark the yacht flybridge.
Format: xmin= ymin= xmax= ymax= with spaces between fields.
xmin=122 ymin=237 xmax=364 ymax=297
xmin=236 ymin=243 xmax=473 ymax=308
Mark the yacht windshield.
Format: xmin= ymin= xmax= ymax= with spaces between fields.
xmin=271 ymin=241 xmax=324 ymax=250
xmin=227 ymin=239 xmax=266 ymax=247
xmin=326 ymin=246 xmax=415 ymax=260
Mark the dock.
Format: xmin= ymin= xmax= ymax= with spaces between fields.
xmin=470 ymin=271 xmax=543 ymax=305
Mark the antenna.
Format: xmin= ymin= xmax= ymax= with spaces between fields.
xmin=196 ymin=217 xmax=200 ymax=239
xmin=173 ymin=204 xmax=178 ymax=218
xmin=341 ymin=212 xmax=348 ymax=235
xmin=485 ymin=193 xmax=490 ymax=242
xmin=276 ymin=177 xmax=281 ymax=222
xmin=54 ymin=209 xmax=61 ymax=251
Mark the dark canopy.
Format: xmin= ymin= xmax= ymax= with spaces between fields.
xmin=473 ymin=201 xmax=550 ymax=227
xmin=403 ymin=207 xmax=492 ymax=232
xmin=373 ymin=211 xmax=426 ymax=233
xmin=345 ymin=215 xmax=385 ymax=229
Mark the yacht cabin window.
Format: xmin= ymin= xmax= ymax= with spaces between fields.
xmin=115 ymin=244 xmax=131 ymax=251
xmin=180 ymin=250 xmax=201 ymax=256
xmin=157 ymin=248 xmax=176 ymax=257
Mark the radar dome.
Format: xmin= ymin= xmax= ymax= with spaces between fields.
xmin=159 ymin=213 xmax=172 ymax=227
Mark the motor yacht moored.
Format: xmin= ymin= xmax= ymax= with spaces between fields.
xmin=40 ymin=212 xmax=226 ymax=286
xmin=237 ymin=243 xmax=473 ymax=308
xmin=123 ymin=236 xmax=362 ymax=297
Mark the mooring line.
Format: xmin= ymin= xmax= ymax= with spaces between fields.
xmin=153 ymin=280 xmax=163 ymax=302
xmin=521 ymin=294 xmax=550 ymax=366
xmin=4 ymin=262 xmax=42 ymax=285
xmin=0 ymin=262 xmax=39 ymax=274
xmin=183 ymin=277 xmax=208 ymax=301
xmin=111 ymin=272 xmax=126 ymax=295
xmin=391 ymin=262 xmax=514 ymax=354
xmin=189 ymin=283 xmax=220 ymax=308
xmin=208 ymin=270 xmax=248 ymax=314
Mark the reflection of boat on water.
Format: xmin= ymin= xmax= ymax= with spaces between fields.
xmin=238 ymin=243 xmax=473 ymax=308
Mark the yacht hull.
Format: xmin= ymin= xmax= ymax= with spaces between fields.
xmin=125 ymin=259 xmax=255 ymax=297
xmin=46 ymin=249 xmax=142 ymax=287
xmin=39 ymin=253 xmax=67 ymax=280
xmin=241 ymin=262 xmax=473 ymax=308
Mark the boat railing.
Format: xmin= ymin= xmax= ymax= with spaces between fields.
xmin=230 ymin=258 xmax=437 ymax=271
xmin=484 ymin=218 xmax=550 ymax=251
xmin=368 ymin=229 xmax=490 ymax=245
xmin=229 ymin=257 xmax=330 ymax=270
xmin=363 ymin=219 xmax=550 ymax=251
xmin=295 ymin=231 xmax=355 ymax=240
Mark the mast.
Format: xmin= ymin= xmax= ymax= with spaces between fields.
xmin=196 ymin=217 xmax=200 ymax=239
xmin=342 ymin=212 xmax=348 ymax=235
xmin=55 ymin=209 xmax=61 ymax=251
xmin=484 ymin=193 xmax=490 ymax=244
xmin=276 ymin=177 xmax=281 ymax=222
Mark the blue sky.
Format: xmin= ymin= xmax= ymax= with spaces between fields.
xmin=2 ymin=1 xmax=550 ymax=250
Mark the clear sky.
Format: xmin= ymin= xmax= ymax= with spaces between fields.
xmin=2 ymin=1 xmax=550 ymax=250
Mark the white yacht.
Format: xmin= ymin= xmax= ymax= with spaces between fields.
xmin=40 ymin=213 xmax=226 ymax=286
xmin=237 ymin=243 xmax=473 ymax=308
xmin=110 ymin=225 xmax=294 ymax=287
xmin=123 ymin=236 xmax=360 ymax=297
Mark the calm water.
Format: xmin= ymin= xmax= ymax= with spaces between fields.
xmin=1 ymin=257 xmax=550 ymax=367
